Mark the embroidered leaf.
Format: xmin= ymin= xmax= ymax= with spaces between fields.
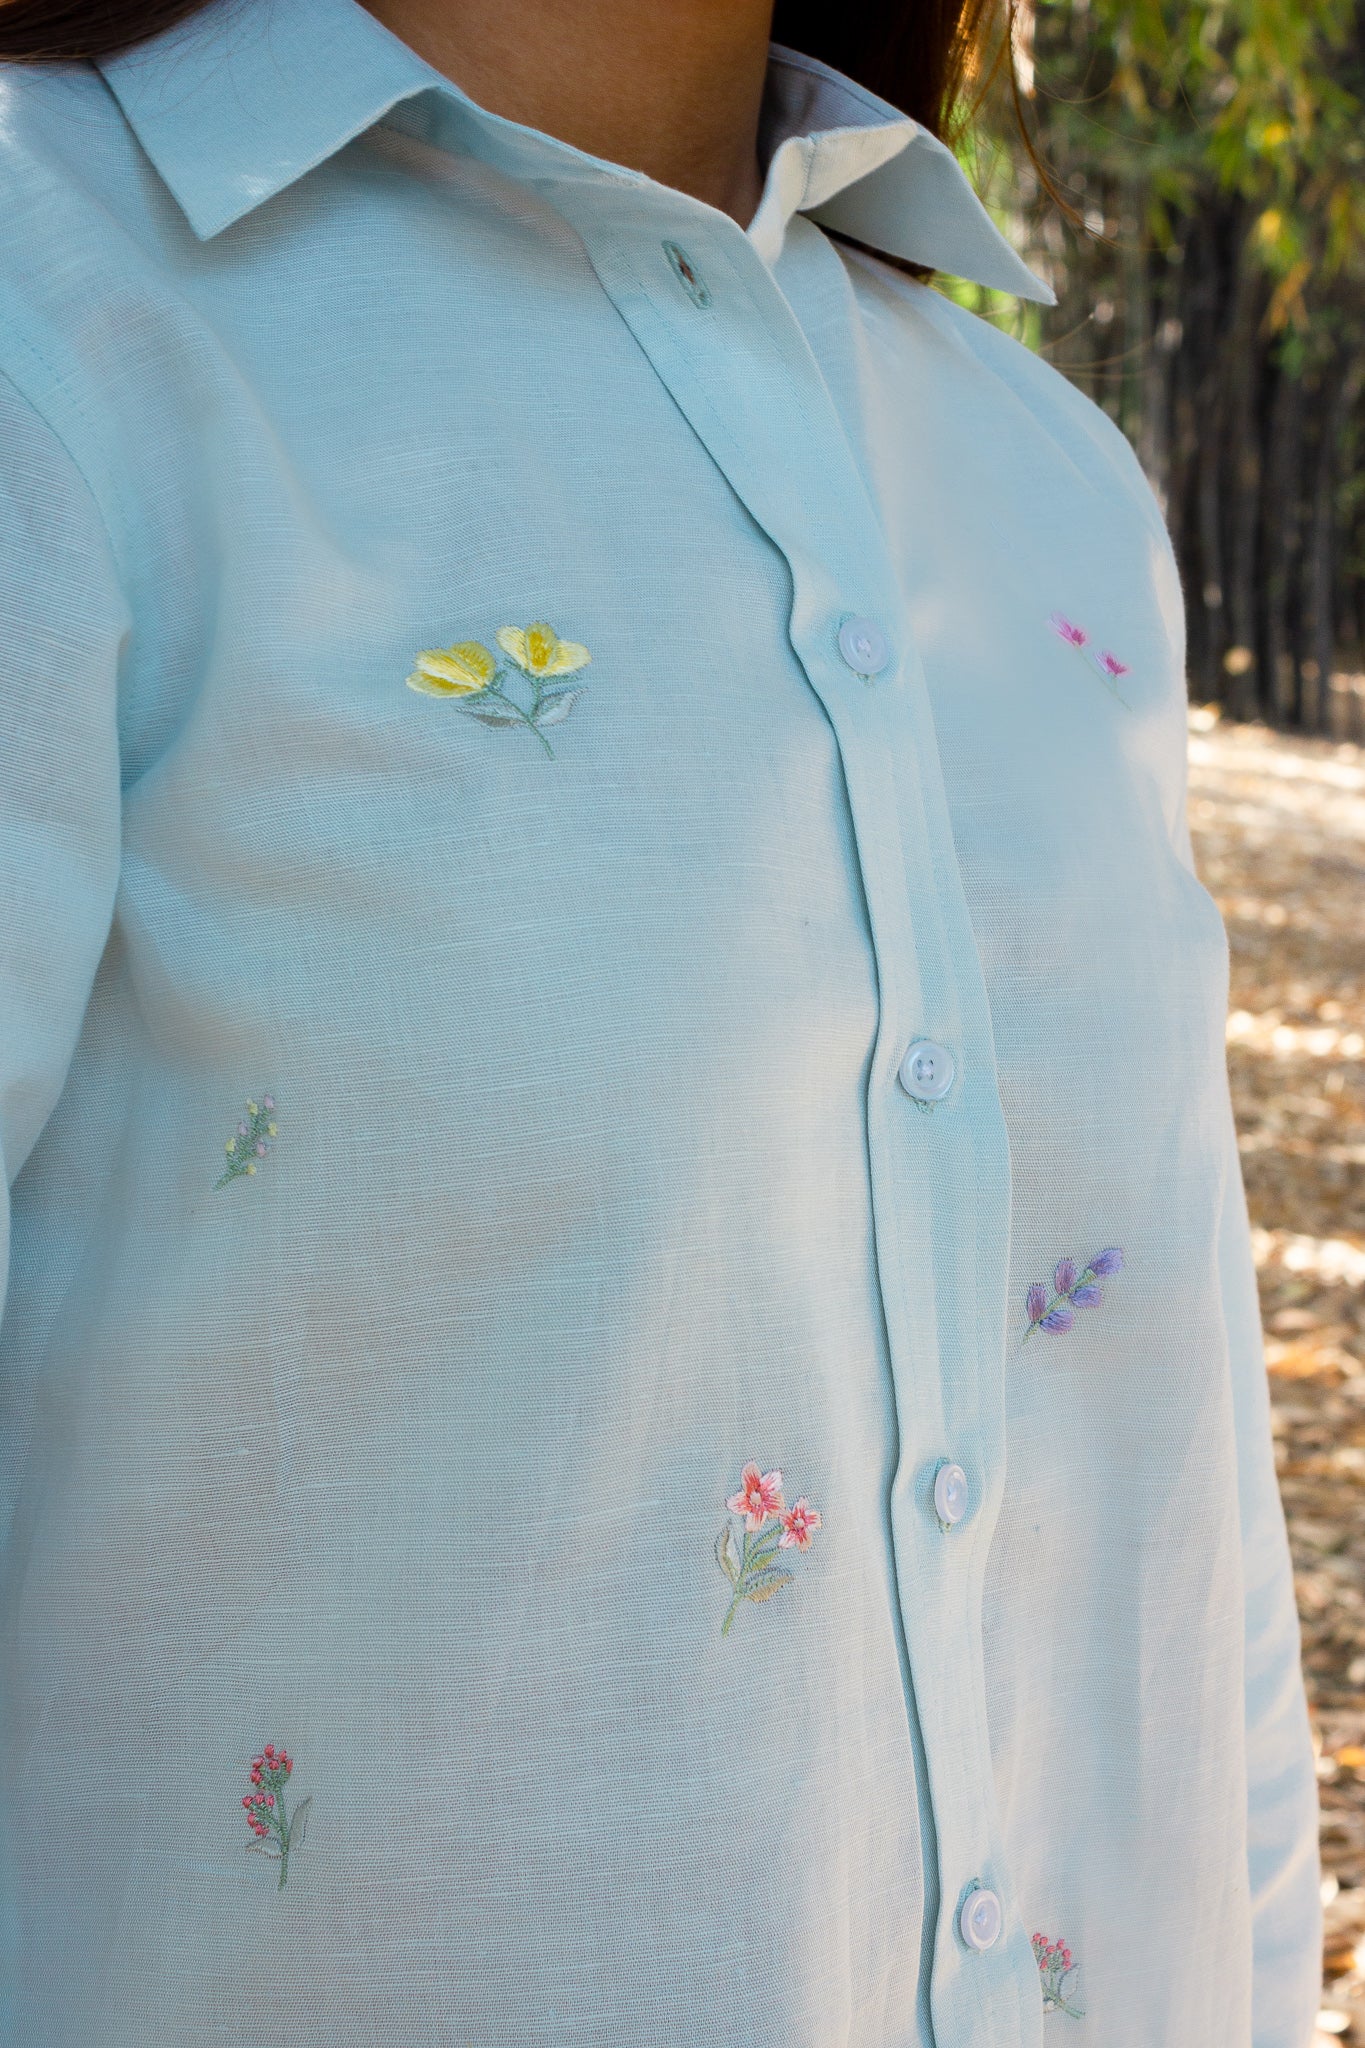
xmin=715 ymin=1525 xmax=738 ymax=1584
xmin=464 ymin=706 xmax=525 ymax=728
xmin=288 ymin=1796 xmax=311 ymax=1850
xmin=743 ymin=1568 xmax=794 ymax=1602
xmin=744 ymin=1557 xmax=789 ymax=1581
xmin=246 ymin=1840 xmax=282 ymax=1857
xmin=534 ymin=688 xmax=584 ymax=729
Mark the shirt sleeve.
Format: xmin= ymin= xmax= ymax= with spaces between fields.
xmin=0 ymin=368 xmax=125 ymax=1290
xmin=1159 ymin=556 xmax=1321 ymax=2043
xmin=1216 ymin=1087 xmax=1324 ymax=2047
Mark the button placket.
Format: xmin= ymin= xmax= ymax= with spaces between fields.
xmin=552 ymin=196 xmax=1025 ymax=2046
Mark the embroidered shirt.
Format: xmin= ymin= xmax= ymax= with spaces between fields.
xmin=0 ymin=4 xmax=1320 ymax=2043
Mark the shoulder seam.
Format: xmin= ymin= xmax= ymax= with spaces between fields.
xmin=0 ymin=328 xmax=129 ymax=583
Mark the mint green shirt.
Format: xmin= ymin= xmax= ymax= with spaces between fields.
xmin=0 ymin=4 xmax=1319 ymax=2042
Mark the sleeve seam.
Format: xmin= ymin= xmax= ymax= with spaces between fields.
xmin=0 ymin=335 xmax=129 ymax=585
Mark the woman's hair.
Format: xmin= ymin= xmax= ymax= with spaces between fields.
xmin=0 ymin=0 xmax=1014 ymax=141
xmin=772 ymin=0 xmax=1013 ymax=140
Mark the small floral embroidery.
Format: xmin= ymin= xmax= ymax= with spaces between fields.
xmin=780 ymin=1498 xmax=821 ymax=1549
xmin=715 ymin=1461 xmax=822 ymax=1637
xmin=216 ymin=1095 xmax=277 ymax=1189
xmin=242 ymin=1743 xmax=310 ymax=1890
xmin=1032 ymin=1932 xmax=1084 ymax=2017
xmin=1048 ymin=611 xmax=1132 ymax=707
xmin=1024 ymin=1246 xmax=1124 ymax=1339
xmin=406 ymin=620 xmax=590 ymax=756
xmin=1048 ymin=612 xmax=1090 ymax=652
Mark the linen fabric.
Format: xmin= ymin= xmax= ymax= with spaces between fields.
xmin=0 ymin=3 xmax=1320 ymax=2042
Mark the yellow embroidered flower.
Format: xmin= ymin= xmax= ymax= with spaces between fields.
xmin=406 ymin=618 xmax=591 ymax=756
xmin=405 ymin=642 xmax=497 ymax=698
xmin=495 ymin=622 xmax=591 ymax=678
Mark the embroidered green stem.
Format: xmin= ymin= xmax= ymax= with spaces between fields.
xmin=480 ymin=675 xmax=555 ymax=754
xmin=718 ymin=1521 xmax=792 ymax=1636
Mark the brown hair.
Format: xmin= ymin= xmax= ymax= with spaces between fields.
xmin=0 ymin=0 xmax=1015 ymax=143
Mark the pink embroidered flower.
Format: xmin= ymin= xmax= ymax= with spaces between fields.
xmin=717 ymin=1462 xmax=821 ymax=1636
xmin=242 ymin=1743 xmax=310 ymax=1891
xmin=726 ymin=1462 xmax=784 ymax=1530
xmin=1049 ymin=613 xmax=1132 ymax=705
xmin=1048 ymin=612 xmax=1089 ymax=650
xmin=779 ymin=1498 xmax=822 ymax=1550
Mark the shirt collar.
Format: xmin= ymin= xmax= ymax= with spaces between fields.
xmin=96 ymin=0 xmax=1052 ymax=303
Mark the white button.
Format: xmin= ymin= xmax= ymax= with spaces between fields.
xmin=837 ymin=616 xmax=890 ymax=676
xmin=898 ymin=1039 xmax=955 ymax=1102
xmin=933 ymin=1461 xmax=969 ymax=1528
xmin=959 ymin=1887 xmax=1003 ymax=1952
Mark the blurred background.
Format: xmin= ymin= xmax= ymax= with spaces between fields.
xmin=966 ymin=5 xmax=1365 ymax=2034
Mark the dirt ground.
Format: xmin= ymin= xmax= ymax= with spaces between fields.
xmin=1185 ymin=709 xmax=1365 ymax=2042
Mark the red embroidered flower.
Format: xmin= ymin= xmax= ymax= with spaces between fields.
xmin=1032 ymin=1930 xmax=1083 ymax=2017
xmin=726 ymin=1462 xmax=784 ymax=1530
xmin=779 ymin=1499 xmax=822 ymax=1550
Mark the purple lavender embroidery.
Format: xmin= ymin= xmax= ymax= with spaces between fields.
xmin=1024 ymin=1248 xmax=1124 ymax=1339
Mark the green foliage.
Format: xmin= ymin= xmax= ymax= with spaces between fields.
xmin=1029 ymin=0 xmax=1365 ymax=332
xmin=951 ymin=2 xmax=1365 ymax=727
